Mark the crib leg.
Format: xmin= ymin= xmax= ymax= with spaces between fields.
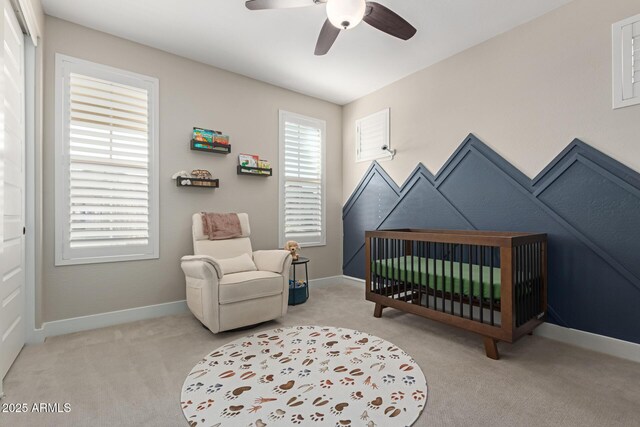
xmin=373 ymin=303 xmax=385 ymax=318
xmin=483 ymin=337 xmax=500 ymax=360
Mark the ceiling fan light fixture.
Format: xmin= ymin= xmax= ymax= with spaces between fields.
xmin=326 ymin=0 xmax=366 ymax=30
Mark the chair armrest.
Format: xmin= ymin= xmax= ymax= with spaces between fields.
xmin=253 ymin=250 xmax=292 ymax=274
xmin=180 ymin=255 xmax=223 ymax=280
xmin=180 ymin=255 xmax=223 ymax=333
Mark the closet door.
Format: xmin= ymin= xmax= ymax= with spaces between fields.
xmin=0 ymin=0 xmax=25 ymax=383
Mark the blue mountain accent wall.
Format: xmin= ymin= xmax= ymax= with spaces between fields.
xmin=342 ymin=135 xmax=640 ymax=344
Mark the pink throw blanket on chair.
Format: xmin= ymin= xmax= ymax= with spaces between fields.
xmin=201 ymin=212 xmax=242 ymax=240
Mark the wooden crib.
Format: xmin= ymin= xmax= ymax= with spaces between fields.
xmin=365 ymin=229 xmax=547 ymax=359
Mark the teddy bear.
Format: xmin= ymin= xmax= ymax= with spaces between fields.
xmin=284 ymin=240 xmax=301 ymax=261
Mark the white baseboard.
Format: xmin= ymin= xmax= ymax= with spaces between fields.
xmin=342 ymin=275 xmax=640 ymax=363
xmin=308 ymin=275 xmax=346 ymax=287
xmin=26 ymin=275 xmax=640 ymax=364
xmin=533 ymin=323 xmax=640 ymax=363
xmin=26 ymin=276 xmax=354 ymax=343
xmin=27 ymin=300 xmax=188 ymax=344
xmin=310 ymin=275 xmax=364 ymax=287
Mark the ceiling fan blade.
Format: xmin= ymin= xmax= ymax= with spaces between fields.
xmin=315 ymin=19 xmax=340 ymax=56
xmin=363 ymin=1 xmax=417 ymax=40
xmin=245 ymin=0 xmax=324 ymax=11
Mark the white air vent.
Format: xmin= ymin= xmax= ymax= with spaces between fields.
xmin=612 ymin=14 xmax=640 ymax=109
xmin=356 ymin=108 xmax=390 ymax=162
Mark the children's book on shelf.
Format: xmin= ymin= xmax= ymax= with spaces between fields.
xmin=239 ymin=154 xmax=259 ymax=168
xmin=193 ymin=127 xmax=229 ymax=145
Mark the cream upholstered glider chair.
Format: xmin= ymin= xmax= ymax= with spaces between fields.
xmin=181 ymin=213 xmax=292 ymax=333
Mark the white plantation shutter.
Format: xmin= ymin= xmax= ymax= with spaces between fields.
xmin=279 ymin=111 xmax=326 ymax=247
xmin=55 ymin=55 xmax=159 ymax=265
xmin=356 ymin=108 xmax=389 ymax=162
xmin=613 ymin=14 xmax=640 ymax=108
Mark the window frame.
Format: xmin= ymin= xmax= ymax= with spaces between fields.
xmin=612 ymin=13 xmax=640 ymax=109
xmin=278 ymin=110 xmax=327 ymax=248
xmin=54 ymin=54 xmax=160 ymax=266
xmin=355 ymin=108 xmax=390 ymax=163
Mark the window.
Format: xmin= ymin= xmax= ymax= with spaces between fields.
xmin=355 ymin=108 xmax=390 ymax=162
xmin=55 ymin=55 xmax=159 ymax=265
xmin=279 ymin=111 xmax=326 ymax=247
xmin=612 ymin=14 xmax=640 ymax=109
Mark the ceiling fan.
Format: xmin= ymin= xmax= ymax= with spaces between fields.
xmin=245 ymin=0 xmax=417 ymax=55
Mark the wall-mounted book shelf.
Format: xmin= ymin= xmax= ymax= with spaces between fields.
xmin=190 ymin=140 xmax=231 ymax=155
xmin=176 ymin=177 xmax=220 ymax=188
xmin=237 ymin=165 xmax=273 ymax=177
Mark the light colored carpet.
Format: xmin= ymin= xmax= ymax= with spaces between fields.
xmin=2 ymin=282 xmax=640 ymax=426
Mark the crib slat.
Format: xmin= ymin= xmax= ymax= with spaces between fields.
xmin=528 ymin=243 xmax=533 ymax=322
xmin=489 ymin=246 xmax=495 ymax=326
xmin=525 ymin=244 xmax=529 ymax=324
xmin=378 ymin=237 xmax=382 ymax=295
xmin=393 ymin=239 xmax=397 ymax=298
xmin=426 ymin=241 xmax=431 ymax=310
xmin=396 ymin=239 xmax=400 ymax=298
xmin=479 ymin=245 xmax=484 ymax=324
xmin=515 ymin=245 xmax=520 ymax=327
xmin=398 ymin=239 xmax=402 ymax=299
xmin=413 ymin=241 xmax=418 ymax=304
xmin=373 ymin=237 xmax=377 ymax=294
xmin=385 ymin=238 xmax=390 ymax=298
xmin=398 ymin=239 xmax=402 ymax=297
xmin=377 ymin=237 xmax=381 ymax=295
xmin=459 ymin=244 xmax=464 ymax=318
xmin=536 ymin=242 xmax=541 ymax=316
xmin=378 ymin=237 xmax=382 ymax=294
xmin=448 ymin=243 xmax=453 ymax=315
xmin=517 ymin=245 xmax=522 ymax=327
xmin=441 ymin=243 xmax=445 ymax=312
xmin=523 ymin=245 xmax=527 ymax=324
xmin=437 ymin=242 xmax=441 ymax=312
xmin=518 ymin=245 xmax=524 ymax=326
xmin=469 ymin=245 xmax=473 ymax=318
xmin=534 ymin=243 xmax=542 ymax=316
xmin=392 ymin=239 xmax=397 ymax=299
xmin=376 ymin=237 xmax=379 ymax=294
xmin=527 ymin=243 xmax=536 ymax=320
xmin=408 ymin=240 xmax=413 ymax=303
xmin=371 ymin=237 xmax=375 ymax=293
xmin=381 ymin=238 xmax=385 ymax=296
xmin=439 ymin=242 xmax=443 ymax=312
xmin=536 ymin=242 xmax=540 ymax=315
xmin=466 ymin=244 xmax=470 ymax=320
xmin=519 ymin=244 xmax=524 ymax=325
xmin=418 ymin=241 xmax=422 ymax=306
xmin=404 ymin=240 xmax=409 ymax=302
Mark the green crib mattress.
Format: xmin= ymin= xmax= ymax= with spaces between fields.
xmin=372 ymin=256 xmax=501 ymax=300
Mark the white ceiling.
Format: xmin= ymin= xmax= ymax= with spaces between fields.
xmin=42 ymin=0 xmax=573 ymax=105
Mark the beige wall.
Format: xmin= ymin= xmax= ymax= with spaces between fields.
xmin=39 ymin=0 xmax=640 ymax=324
xmin=41 ymin=17 xmax=343 ymax=323
xmin=342 ymin=0 xmax=640 ymax=200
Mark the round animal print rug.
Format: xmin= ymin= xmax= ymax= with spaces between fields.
xmin=181 ymin=326 xmax=427 ymax=427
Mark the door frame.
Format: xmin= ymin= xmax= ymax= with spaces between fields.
xmin=24 ymin=36 xmax=36 ymax=343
